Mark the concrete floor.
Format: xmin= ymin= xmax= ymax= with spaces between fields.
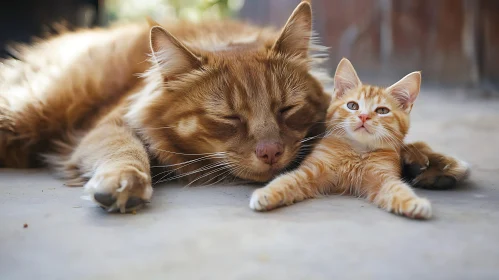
xmin=1 ymin=89 xmax=499 ymax=280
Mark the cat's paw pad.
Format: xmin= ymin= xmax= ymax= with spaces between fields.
xmin=401 ymin=197 xmax=432 ymax=219
xmin=249 ymin=188 xmax=283 ymax=212
xmin=84 ymin=167 xmax=153 ymax=213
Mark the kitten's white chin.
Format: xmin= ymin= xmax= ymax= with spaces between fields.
xmin=354 ymin=126 xmax=371 ymax=134
xmin=347 ymin=129 xmax=390 ymax=152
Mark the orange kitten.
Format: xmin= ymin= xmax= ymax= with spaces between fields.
xmin=250 ymin=58 xmax=432 ymax=219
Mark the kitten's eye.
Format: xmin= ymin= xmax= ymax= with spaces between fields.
xmin=223 ymin=115 xmax=242 ymax=122
xmin=375 ymin=107 xmax=390 ymax=114
xmin=347 ymin=101 xmax=359 ymax=110
xmin=279 ymin=105 xmax=295 ymax=116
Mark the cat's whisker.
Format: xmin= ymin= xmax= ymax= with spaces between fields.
xmin=152 ymin=158 xmax=220 ymax=182
xmin=151 ymin=152 xmax=228 ymax=184
xmin=185 ymin=165 xmax=231 ymax=187
xmin=135 ymin=126 xmax=177 ymax=132
xmin=155 ymin=161 xmax=228 ymax=184
xmin=203 ymin=170 xmax=233 ymax=187
xmin=195 ymin=168 xmax=229 ymax=187
xmin=152 ymin=155 xmax=227 ymax=184
xmin=151 ymin=154 xmax=226 ymax=169
xmin=154 ymin=149 xmax=227 ymax=157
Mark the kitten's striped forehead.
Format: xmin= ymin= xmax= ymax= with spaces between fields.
xmin=357 ymin=85 xmax=385 ymax=103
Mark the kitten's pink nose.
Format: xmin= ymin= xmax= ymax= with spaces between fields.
xmin=256 ymin=141 xmax=284 ymax=165
xmin=358 ymin=114 xmax=371 ymax=123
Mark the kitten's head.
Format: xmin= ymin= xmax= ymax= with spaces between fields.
xmin=131 ymin=1 xmax=330 ymax=182
xmin=327 ymin=58 xmax=421 ymax=150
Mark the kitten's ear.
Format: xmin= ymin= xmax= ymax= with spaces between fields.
xmin=386 ymin=71 xmax=421 ymax=111
xmin=272 ymin=1 xmax=312 ymax=58
xmin=150 ymin=26 xmax=201 ymax=78
xmin=334 ymin=58 xmax=361 ymax=97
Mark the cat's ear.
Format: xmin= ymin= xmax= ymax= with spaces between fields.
xmin=386 ymin=71 xmax=421 ymax=111
xmin=150 ymin=26 xmax=201 ymax=78
xmin=334 ymin=58 xmax=361 ymax=97
xmin=272 ymin=1 xmax=312 ymax=58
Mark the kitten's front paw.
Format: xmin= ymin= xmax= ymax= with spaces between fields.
xmin=399 ymin=197 xmax=432 ymax=219
xmin=84 ymin=166 xmax=153 ymax=213
xmin=249 ymin=187 xmax=284 ymax=212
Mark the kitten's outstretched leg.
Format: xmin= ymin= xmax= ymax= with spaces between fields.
xmin=250 ymin=163 xmax=330 ymax=211
xmin=48 ymin=116 xmax=153 ymax=213
xmin=366 ymin=179 xmax=432 ymax=219
xmin=402 ymin=142 xmax=470 ymax=190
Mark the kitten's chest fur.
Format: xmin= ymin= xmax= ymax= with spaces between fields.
xmin=315 ymin=137 xmax=401 ymax=188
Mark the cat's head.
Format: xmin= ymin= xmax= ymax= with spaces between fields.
xmin=327 ymin=58 xmax=421 ymax=150
xmin=129 ymin=1 xmax=331 ymax=182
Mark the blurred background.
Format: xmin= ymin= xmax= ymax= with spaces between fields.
xmin=0 ymin=0 xmax=498 ymax=90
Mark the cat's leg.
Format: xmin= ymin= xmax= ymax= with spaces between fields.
xmin=0 ymin=95 xmax=23 ymax=167
xmin=365 ymin=178 xmax=432 ymax=219
xmin=249 ymin=163 xmax=331 ymax=211
xmin=0 ymin=97 xmax=15 ymax=133
xmin=52 ymin=121 xmax=152 ymax=213
xmin=402 ymin=141 xmax=470 ymax=190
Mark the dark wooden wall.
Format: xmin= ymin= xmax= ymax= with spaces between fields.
xmin=0 ymin=0 xmax=99 ymax=58
xmin=1 ymin=0 xmax=497 ymax=88
xmin=239 ymin=0 xmax=499 ymax=88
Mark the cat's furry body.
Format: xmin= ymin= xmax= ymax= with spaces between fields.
xmin=250 ymin=59 xmax=469 ymax=218
xmin=0 ymin=2 xmax=469 ymax=213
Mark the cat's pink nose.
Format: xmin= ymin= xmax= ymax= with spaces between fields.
xmin=256 ymin=141 xmax=283 ymax=165
xmin=358 ymin=114 xmax=371 ymax=123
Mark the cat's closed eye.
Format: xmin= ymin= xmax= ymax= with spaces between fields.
xmin=279 ymin=105 xmax=295 ymax=116
xmin=347 ymin=101 xmax=359 ymax=110
xmin=223 ymin=115 xmax=243 ymax=122
xmin=375 ymin=107 xmax=390 ymax=114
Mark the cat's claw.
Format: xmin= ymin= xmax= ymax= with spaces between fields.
xmin=84 ymin=167 xmax=153 ymax=213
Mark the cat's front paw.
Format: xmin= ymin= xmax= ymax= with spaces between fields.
xmin=398 ymin=197 xmax=432 ymax=219
xmin=249 ymin=187 xmax=284 ymax=212
xmin=84 ymin=166 xmax=153 ymax=213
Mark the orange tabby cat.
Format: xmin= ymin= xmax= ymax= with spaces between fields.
xmin=1 ymin=1 xmax=469 ymax=213
xmin=250 ymin=58 xmax=433 ymax=219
